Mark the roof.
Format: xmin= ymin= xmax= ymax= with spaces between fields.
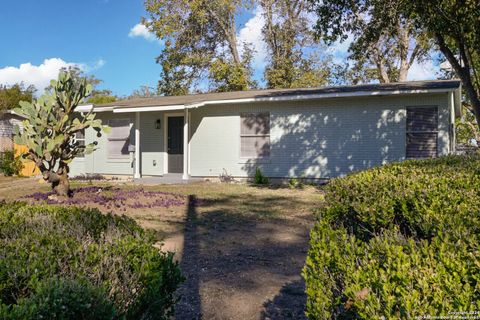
xmin=97 ymin=80 xmax=461 ymax=109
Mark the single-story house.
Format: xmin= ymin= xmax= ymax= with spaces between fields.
xmin=0 ymin=110 xmax=24 ymax=152
xmin=71 ymin=80 xmax=462 ymax=180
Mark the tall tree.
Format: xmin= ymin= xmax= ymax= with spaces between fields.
xmin=46 ymin=66 xmax=117 ymax=105
xmin=260 ymin=0 xmax=333 ymax=88
xmin=143 ymin=0 xmax=256 ymax=95
xmin=401 ymin=0 xmax=480 ymax=127
xmin=309 ymin=0 xmax=431 ymax=84
xmin=13 ymin=72 xmax=109 ymax=196
xmin=0 ymin=83 xmax=36 ymax=113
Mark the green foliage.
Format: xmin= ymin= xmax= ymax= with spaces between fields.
xmin=3 ymin=278 xmax=116 ymax=320
xmin=209 ymin=43 xmax=257 ymax=92
xmin=401 ymin=0 xmax=480 ymax=127
xmin=0 ymin=151 xmax=23 ymax=176
xmin=0 ymin=83 xmax=35 ymax=113
xmin=310 ymin=0 xmax=432 ymax=83
xmin=254 ymin=167 xmax=269 ymax=185
xmin=13 ymin=71 xmax=110 ymax=195
xmin=456 ymin=105 xmax=480 ymax=145
xmin=303 ymin=155 xmax=480 ymax=319
xmin=143 ymin=0 xmax=255 ymax=94
xmin=0 ymin=203 xmax=184 ymax=319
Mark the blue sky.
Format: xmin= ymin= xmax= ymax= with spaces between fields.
xmin=0 ymin=0 xmax=437 ymax=97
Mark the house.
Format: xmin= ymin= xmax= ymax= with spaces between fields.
xmin=71 ymin=80 xmax=462 ymax=181
xmin=0 ymin=110 xmax=24 ymax=152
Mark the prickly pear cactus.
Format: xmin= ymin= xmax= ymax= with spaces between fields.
xmin=13 ymin=71 xmax=110 ymax=196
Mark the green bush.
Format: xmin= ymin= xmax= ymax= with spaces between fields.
xmin=254 ymin=167 xmax=269 ymax=185
xmin=2 ymin=278 xmax=116 ymax=320
xmin=0 ymin=150 xmax=23 ymax=176
xmin=0 ymin=203 xmax=184 ymax=319
xmin=303 ymin=155 xmax=480 ymax=319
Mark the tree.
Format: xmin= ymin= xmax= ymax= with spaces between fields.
xmin=260 ymin=0 xmax=334 ymax=88
xmin=309 ymin=0 xmax=432 ymax=84
xmin=46 ymin=66 xmax=117 ymax=105
xmin=401 ymin=0 xmax=480 ymax=127
xmin=143 ymin=0 xmax=256 ymax=95
xmin=13 ymin=72 xmax=109 ymax=196
xmin=129 ymin=85 xmax=156 ymax=99
xmin=0 ymin=83 xmax=36 ymax=113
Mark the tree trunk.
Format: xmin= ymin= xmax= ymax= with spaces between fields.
xmin=52 ymin=170 xmax=71 ymax=197
xmin=42 ymin=164 xmax=71 ymax=197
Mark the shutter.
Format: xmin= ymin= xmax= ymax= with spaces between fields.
xmin=406 ymin=107 xmax=438 ymax=159
xmin=240 ymin=112 xmax=271 ymax=158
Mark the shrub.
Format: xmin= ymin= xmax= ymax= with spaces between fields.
xmin=0 ymin=203 xmax=184 ymax=319
xmin=0 ymin=150 xmax=23 ymax=176
xmin=254 ymin=167 xmax=269 ymax=185
xmin=303 ymin=155 xmax=480 ymax=319
xmin=2 ymin=278 xmax=116 ymax=320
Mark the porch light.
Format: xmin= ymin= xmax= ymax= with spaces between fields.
xmin=155 ymin=119 xmax=161 ymax=129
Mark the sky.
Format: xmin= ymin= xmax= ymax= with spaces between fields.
xmin=0 ymin=0 xmax=439 ymax=97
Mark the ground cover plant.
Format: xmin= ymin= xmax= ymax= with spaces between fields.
xmin=303 ymin=155 xmax=480 ymax=319
xmin=0 ymin=202 xmax=183 ymax=319
xmin=23 ymin=186 xmax=187 ymax=211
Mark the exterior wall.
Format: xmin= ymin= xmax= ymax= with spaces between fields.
xmin=189 ymin=93 xmax=452 ymax=179
xmin=69 ymin=111 xmax=166 ymax=177
xmin=70 ymin=92 xmax=453 ymax=179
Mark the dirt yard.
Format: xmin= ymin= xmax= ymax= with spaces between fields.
xmin=0 ymin=177 xmax=322 ymax=320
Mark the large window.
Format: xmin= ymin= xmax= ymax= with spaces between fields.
xmin=107 ymin=119 xmax=131 ymax=158
xmin=73 ymin=129 xmax=85 ymax=157
xmin=406 ymin=106 xmax=438 ymax=159
xmin=240 ymin=112 xmax=270 ymax=158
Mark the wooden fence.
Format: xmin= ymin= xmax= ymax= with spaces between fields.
xmin=14 ymin=144 xmax=40 ymax=177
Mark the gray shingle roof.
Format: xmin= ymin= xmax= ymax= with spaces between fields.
xmin=98 ymin=80 xmax=461 ymax=108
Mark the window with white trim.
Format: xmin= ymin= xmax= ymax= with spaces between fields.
xmin=74 ymin=129 xmax=85 ymax=157
xmin=107 ymin=119 xmax=131 ymax=158
xmin=240 ymin=112 xmax=270 ymax=158
xmin=406 ymin=106 xmax=438 ymax=159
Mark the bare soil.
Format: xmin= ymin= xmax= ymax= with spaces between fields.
xmin=0 ymin=177 xmax=323 ymax=320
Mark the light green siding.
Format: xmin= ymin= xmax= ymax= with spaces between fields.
xmin=71 ymin=92 xmax=454 ymax=179
xmin=70 ymin=112 xmax=166 ymax=177
xmin=189 ymin=93 xmax=452 ymax=178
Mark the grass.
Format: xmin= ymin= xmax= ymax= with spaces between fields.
xmin=0 ymin=176 xmax=322 ymax=319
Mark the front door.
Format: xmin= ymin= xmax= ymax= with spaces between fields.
xmin=167 ymin=116 xmax=184 ymax=173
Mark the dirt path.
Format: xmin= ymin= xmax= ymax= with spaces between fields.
xmin=163 ymin=190 xmax=318 ymax=320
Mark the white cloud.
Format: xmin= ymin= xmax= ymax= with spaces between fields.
xmin=128 ymin=23 xmax=156 ymax=42
xmin=407 ymin=59 xmax=439 ymax=81
xmin=237 ymin=8 xmax=268 ymax=69
xmin=80 ymin=58 xmax=106 ymax=73
xmin=0 ymin=58 xmax=106 ymax=94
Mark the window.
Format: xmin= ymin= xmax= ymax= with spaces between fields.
xmin=107 ymin=119 xmax=131 ymax=158
xmin=74 ymin=129 xmax=86 ymax=157
xmin=406 ymin=106 xmax=438 ymax=159
xmin=240 ymin=112 xmax=270 ymax=158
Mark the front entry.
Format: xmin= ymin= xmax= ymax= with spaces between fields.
xmin=167 ymin=116 xmax=184 ymax=173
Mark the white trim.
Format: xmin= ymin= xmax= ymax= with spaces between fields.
xmin=186 ymin=88 xmax=460 ymax=109
xmin=183 ymin=108 xmax=189 ymax=180
xmin=76 ymin=105 xmax=113 ymax=113
xmin=114 ymin=105 xmax=185 ymax=113
xmin=163 ymin=112 xmax=184 ymax=175
xmin=134 ymin=112 xmax=141 ymax=179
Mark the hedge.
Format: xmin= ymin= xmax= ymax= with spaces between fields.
xmin=0 ymin=202 xmax=184 ymax=319
xmin=303 ymin=155 xmax=480 ymax=319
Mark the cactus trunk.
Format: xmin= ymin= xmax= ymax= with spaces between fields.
xmin=43 ymin=163 xmax=71 ymax=197
xmin=52 ymin=170 xmax=71 ymax=197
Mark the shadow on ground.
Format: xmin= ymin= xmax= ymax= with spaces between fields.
xmin=173 ymin=192 xmax=314 ymax=320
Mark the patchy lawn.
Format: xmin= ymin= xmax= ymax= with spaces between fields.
xmin=0 ymin=176 xmax=323 ymax=320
